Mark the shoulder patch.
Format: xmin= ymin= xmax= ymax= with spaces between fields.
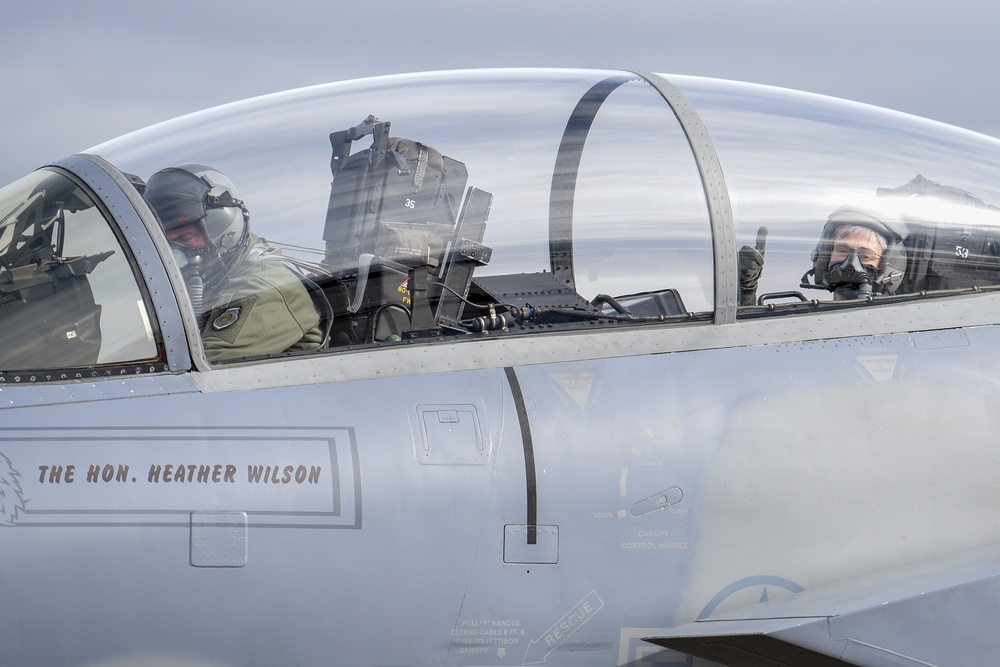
xmin=203 ymin=294 xmax=258 ymax=349
xmin=212 ymin=307 xmax=242 ymax=331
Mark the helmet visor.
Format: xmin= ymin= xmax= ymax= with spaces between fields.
xmin=144 ymin=168 xmax=210 ymax=231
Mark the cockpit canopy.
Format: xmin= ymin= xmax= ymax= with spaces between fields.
xmin=3 ymin=68 xmax=1000 ymax=373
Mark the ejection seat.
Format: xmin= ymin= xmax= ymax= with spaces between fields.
xmin=320 ymin=116 xmax=493 ymax=345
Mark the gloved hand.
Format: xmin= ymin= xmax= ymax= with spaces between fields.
xmin=738 ymin=226 xmax=767 ymax=306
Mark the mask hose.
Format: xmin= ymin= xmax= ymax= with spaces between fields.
xmin=174 ymin=248 xmax=206 ymax=330
xmin=187 ymin=269 xmax=205 ymax=331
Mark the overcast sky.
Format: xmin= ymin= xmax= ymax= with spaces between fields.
xmin=3 ymin=0 xmax=999 ymax=187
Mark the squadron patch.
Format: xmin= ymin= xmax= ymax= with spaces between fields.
xmin=212 ymin=307 xmax=242 ymax=330
xmin=204 ymin=295 xmax=256 ymax=346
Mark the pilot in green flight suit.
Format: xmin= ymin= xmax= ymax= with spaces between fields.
xmin=143 ymin=163 xmax=322 ymax=363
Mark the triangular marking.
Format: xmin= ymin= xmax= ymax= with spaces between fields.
xmin=857 ymin=355 xmax=897 ymax=382
xmin=551 ymin=372 xmax=595 ymax=410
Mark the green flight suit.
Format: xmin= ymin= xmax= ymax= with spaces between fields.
xmin=201 ymin=237 xmax=323 ymax=362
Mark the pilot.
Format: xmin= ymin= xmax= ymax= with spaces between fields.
xmin=142 ymin=164 xmax=323 ymax=362
xmin=738 ymin=206 xmax=907 ymax=304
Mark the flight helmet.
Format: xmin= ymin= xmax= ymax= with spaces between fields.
xmin=807 ymin=206 xmax=909 ymax=299
xmin=143 ymin=164 xmax=251 ymax=278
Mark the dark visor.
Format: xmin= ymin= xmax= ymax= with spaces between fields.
xmin=143 ymin=168 xmax=211 ymax=231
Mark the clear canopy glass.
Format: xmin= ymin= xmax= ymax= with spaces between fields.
xmin=3 ymin=67 xmax=1000 ymax=370
xmin=674 ymin=75 xmax=1000 ymax=304
xmin=94 ymin=70 xmax=715 ymax=336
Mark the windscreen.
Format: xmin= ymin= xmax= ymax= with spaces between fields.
xmin=0 ymin=169 xmax=158 ymax=372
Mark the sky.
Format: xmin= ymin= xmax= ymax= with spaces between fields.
xmin=3 ymin=0 xmax=1000 ymax=187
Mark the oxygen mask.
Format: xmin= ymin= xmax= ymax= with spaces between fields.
xmin=165 ymin=227 xmax=211 ymax=327
xmin=170 ymin=243 xmax=207 ymax=271
xmin=826 ymin=249 xmax=876 ymax=300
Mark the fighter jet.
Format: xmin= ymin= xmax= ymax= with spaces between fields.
xmin=2 ymin=68 xmax=1000 ymax=667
